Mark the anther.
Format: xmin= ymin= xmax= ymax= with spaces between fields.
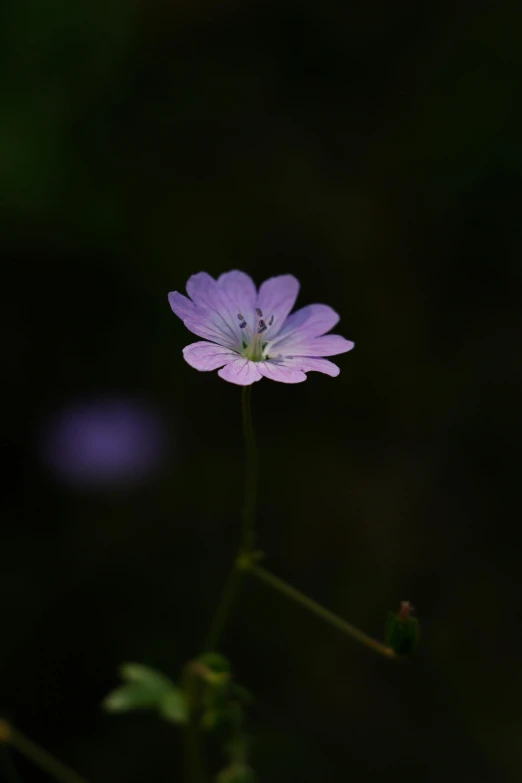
xmin=258 ymin=323 xmax=267 ymax=334
xmin=239 ymin=321 xmax=247 ymax=329
xmin=268 ymin=315 xmax=274 ymax=326
xmin=256 ymin=308 xmax=263 ymax=317
xmin=237 ymin=313 xmax=245 ymax=321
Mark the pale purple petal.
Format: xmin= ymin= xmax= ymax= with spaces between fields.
xmin=168 ymin=291 xmax=196 ymax=320
xmin=217 ymin=359 xmax=263 ymax=386
xmin=181 ymin=315 xmax=238 ymax=348
xmin=169 ymin=274 xmax=240 ymax=349
xmin=256 ymin=275 xmax=299 ymax=336
xmin=217 ymin=271 xmax=257 ymax=313
xmin=183 ymin=341 xmax=239 ymax=371
xmin=271 ymin=304 xmax=340 ymax=344
xmin=273 ymin=334 xmax=354 ymax=357
xmin=169 ymin=290 xmax=232 ymax=345
xmin=258 ymin=362 xmax=307 ymax=383
xmin=186 ymin=273 xmax=240 ymax=347
xmin=186 ymin=272 xmax=219 ymax=310
xmin=217 ymin=270 xmax=257 ymax=343
xmin=282 ymin=357 xmax=340 ymax=377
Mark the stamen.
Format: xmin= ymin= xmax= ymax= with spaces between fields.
xmin=239 ymin=321 xmax=247 ymax=329
xmin=237 ymin=313 xmax=245 ymax=321
xmin=256 ymin=308 xmax=263 ymax=317
xmin=258 ymin=323 xmax=267 ymax=334
xmin=268 ymin=315 xmax=274 ymax=326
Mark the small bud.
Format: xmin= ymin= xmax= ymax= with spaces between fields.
xmin=196 ymin=652 xmax=231 ymax=684
xmin=399 ymin=600 xmax=414 ymax=621
xmin=385 ymin=601 xmax=420 ymax=656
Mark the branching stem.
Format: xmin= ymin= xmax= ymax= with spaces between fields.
xmin=244 ymin=563 xmax=395 ymax=660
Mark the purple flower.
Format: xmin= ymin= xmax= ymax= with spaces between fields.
xmin=42 ymin=397 xmax=167 ymax=488
xmin=168 ymin=271 xmax=354 ymax=385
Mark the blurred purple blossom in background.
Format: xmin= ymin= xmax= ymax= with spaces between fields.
xmin=42 ymin=397 xmax=168 ymax=488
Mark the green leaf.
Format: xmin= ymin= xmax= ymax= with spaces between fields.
xmin=160 ymin=689 xmax=187 ymax=724
xmin=119 ymin=663 xmax=175 ymax=690
xmin=103 ymin=683 xmax=160 ymax=712
xmin=103 ymin=662 xmax=187 ymax=724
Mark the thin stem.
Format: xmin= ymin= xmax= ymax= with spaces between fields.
xmin=240 ymin=385 xmax=258 ymax=553
xmin=184 ymin=726 xmax=206 ymax=783
xmin=203 ymin=564 xmax=241 ymax=652
xmin=248 ymin=565 xmax=395 ymax=660
xmin=181 ymin=669 xmax=208 ymax=783
xmin=0 ymin=722 xmax=89 ymax=783
xmin=203 ymin=386 xmax=259 ymax=652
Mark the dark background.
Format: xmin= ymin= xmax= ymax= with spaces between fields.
xmin=2 ymin=1 xmax=522 ymax=781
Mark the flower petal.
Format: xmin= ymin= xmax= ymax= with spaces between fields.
xmin=217 ymin=359 xmax=262 ymax=385
xmin=271 ymin=304 xmax=340 ymax=344
xmin=273 ymin=334 xmax=355 ymax=357
xmin=282 ymin=357 xmax=340 ymax=377
xmin=180 ymin=315 xmax=236 ymax=347
xmin=183 ymin=342 xmax=239 ymax=371
xmin=217 ymin=270 xmax=258 ymax=343
xmin=169 ymin=290 xmax=237 ymax=346
xmin=185 ymin=272 xmax=219 ymax=310
xmin=185 ymin=273 xmax=240 ymax=347
xmin=258 ymin=361 xmax=307 ymax=383
xmin=168 ymin=291 xmax=196 ymax=320
xmin=167 ymin=273 xmax=242 ymax=348
xmin=217 ymin=270 xmax=257 ymax=313
xmin=256 ymin=275 xmax=300 ymax=336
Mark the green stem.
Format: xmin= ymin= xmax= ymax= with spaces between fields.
xmin=247 ymin=564 xmax=395 ymax=659
xmin=203 ymin=563 xmax=241 ymax=652
xmin=184 ymin=725 xmax=206 ymax=783
xmin=181 ymin=669 xmax=208 ymax=783
xmin=0 ymin=722 xmax=89 ymax=783
xmin=203 ymin=386 xmax=258 ymax=652
xmin=240 ymin=385 xmax=258 ymax=553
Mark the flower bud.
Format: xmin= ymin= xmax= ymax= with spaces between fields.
xmin=385 ymin=601 xmax=420 ymax=655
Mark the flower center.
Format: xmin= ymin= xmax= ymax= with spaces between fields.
xmin=237 ymin=308 xmax=275 ymax=362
